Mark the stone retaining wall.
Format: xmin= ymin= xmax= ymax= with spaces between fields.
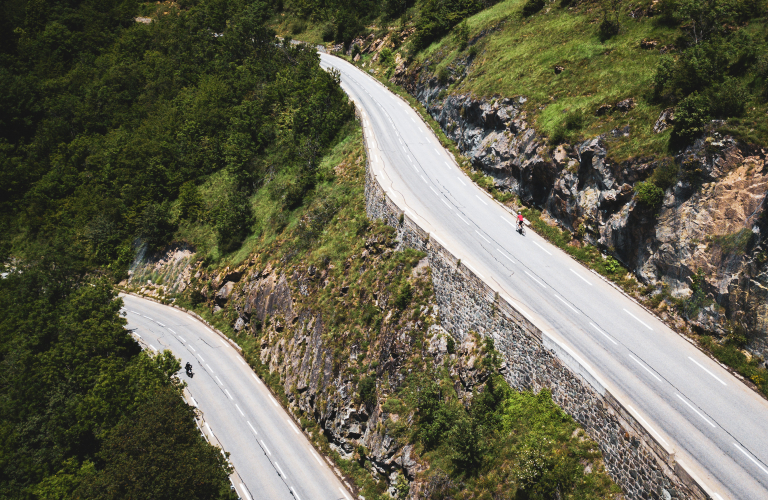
xmin=362 ymin=125 xmax=711 ymax=500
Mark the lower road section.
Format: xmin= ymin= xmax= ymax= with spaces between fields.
xmin=121 ymin=294 xmax=352 ymax=500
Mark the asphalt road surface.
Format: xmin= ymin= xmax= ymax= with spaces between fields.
xmin=121 ymin=294 xmax=352 ymax=500
xmin=319 ymin=53 xmax=768 ymax=500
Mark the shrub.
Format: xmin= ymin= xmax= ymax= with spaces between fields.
xmin=380 ymin=47 xmax=394 ymax=67
xmin=453 ymin=20 xmax=470 ymax=50
xmin=321 ymin=22 xmax=336 ymax=42
xmin=673 ymin=92 xmax=710 ymax=143
xmin=650 ymin=159 xmax=679 ymax=190
xmin=598 ymin=16 xmax=620 ymax=41
xmin=467 ymin=44 xmax=479 ymax=58
xmin=564 ymin=110 xmax=584 ymax=130
xmin=394 ymin=281 xmax=413 ymax=310
xmin=290 ymin=20 xmax=306 ymax=35
xmin=706 ymin=77 xmax=748 ymax=118
xmin=358 ymin=376 xmax=377 ymax=405
xmin=437 ymin=66 xmax=450 ymax=85
xmin=522 ymin=0 xmax=546 ymax=16
xmin=634 ymin=180 xmax=665 ymax=210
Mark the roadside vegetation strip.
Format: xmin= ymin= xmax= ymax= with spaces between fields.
xmin=153 ymin=131 xmax=620 ymax=500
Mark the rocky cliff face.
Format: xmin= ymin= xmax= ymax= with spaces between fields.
xmin=124 ymin=230 xmax=522 ymax=497
xmin=395 ymin=64 xmax=768 ymax=358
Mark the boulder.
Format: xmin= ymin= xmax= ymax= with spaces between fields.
xmin=653 ymin=108 xmax=674 ymax=134
xmin=215 ymin=282 xmax=235 ymax=304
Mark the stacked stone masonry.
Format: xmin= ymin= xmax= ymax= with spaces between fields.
xmin=363 ymin=146 xmax=710 ymax=499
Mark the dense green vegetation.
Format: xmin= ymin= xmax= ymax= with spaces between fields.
xmin=0 ymin=0 xmax=353 ymax=273
xmin=0 ymin=0 xmax=355 ymax=497
xmin=0 ymin=267 xmax=235 ymax=499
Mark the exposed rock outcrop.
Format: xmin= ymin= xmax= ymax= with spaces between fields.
xmin=394 ymin=64 xmax=768 ymax=356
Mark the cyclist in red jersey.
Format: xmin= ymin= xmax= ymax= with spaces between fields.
xmin=517 ymin=213 xmax=524 ymax=232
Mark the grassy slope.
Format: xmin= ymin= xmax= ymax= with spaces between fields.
xmin=417 ymin=0 xmax=766 ymax=160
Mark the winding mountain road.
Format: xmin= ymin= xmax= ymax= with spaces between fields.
xmin=121 ymin=294 xmax=352 ymax=500
xmin=319 ymin=53 xmax=768 ymax=500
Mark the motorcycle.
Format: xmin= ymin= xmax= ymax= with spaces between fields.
xmin=185 ymin=362 xmax=194 ymax=377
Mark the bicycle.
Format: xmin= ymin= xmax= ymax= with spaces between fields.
xmin=517 ymin=220 xmax=526 ymax=236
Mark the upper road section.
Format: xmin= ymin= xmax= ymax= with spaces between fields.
xmin=320 ymin=53 xmax=768 ymax=500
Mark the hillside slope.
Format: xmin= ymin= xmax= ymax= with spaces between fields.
xmin=315 ymin=0 xmax=768 ymax=374
xmin=123 ymin=125 xmax=620 ymax=500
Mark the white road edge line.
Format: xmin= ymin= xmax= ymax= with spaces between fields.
xmin=676 ymin=394 xmax=716 ymax=428
xmin=240 ymin=484 xmax=252 ymax=500
xmin=312 ymin=450 xmax=323 ymax=465
xmin=206 ymin=364 xmax=214 ymax=373
xmin=475 ymin=195 xmax=488 ymax=205
xmin=524 ymin=270 xmax=546 ymax=288
xmin=496 ymin=248 xmax=515 ymax=265
xmin=589 ymin=322 xmax=618 ymax=345
xmin=688 ymin=357 xmax=727 ymax=386
xmin=197 ymin=353 xmax=205 ymax=362
xmin=734 ymin=442 xmax=768 ymax=476
xmin=261 ymin=439 xmax=271 ymax=455
xmin=623 ymin=308 xmax=653 ymax=330
xmin=339 ymin=486 xmax=351 ymax=500
xmin=430 ymin=186 xmax=438 ymax=195
xmin=247 ymin=420 xmax=258 ymax=435
xmin=178 ymin=335 xmax=186 ymax=342
xmin=291 ymin=487 xmax=302 ymax=500
xmin=444 ymin=161 xmax=452 ymax=170
xmin=625 ymin=404 xmax=670 ymax=447
xmin=216 ymin=376 xmax=223 ymax=385
xmin=134 ymin=333 xmax=142 ymax=339
xmin=143 ymin=315 xmax=152 ymax=319
xmin=189 ymin=345 xmax=196 ymax=352
xmin=628 ymin=353 xmax=662 ymax=381
xmin=456 ymin=176 xmax=466 ymax=186
xmin=269 ymin=394 xmax=280 ymax=407
xmin=554 ymin=295 xmax=580 ymax=315
xmin=287 ymin=419 xmax=300 ymax=434
xmin=190 ymin=397 xmax=198 ymax=407
xmin=219 ymin=337 xmax=227 ymax=346
xmin=475 ymin=230 xmax=490 ymax=243
xmin=239 ymin=357 xmax=247 ymax=365
xmin=251 ymin=372 xmax=261 ymax=384
xmin=156 ymin=321 xmax=165 ymax=327
xmin=149 ymin=344 xmax=158 ymax=351
xmin=569 ymin=268 xmax=593 ymax=286
xmin=532 ymin=241 xmax=553 ymax=255
xmin=236 ymin=404 xmax=245 ymax=416
xmin=167 ymin=328 xmax=175 ymax=333
xmin=455 ymin=213 xmax=470 ymax=225
xmin=275 ymin=462 xmax=287 ymax=480
xmin=225 ymin=389 xmax=234 ymax=401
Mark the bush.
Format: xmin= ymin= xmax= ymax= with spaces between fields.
xmin=706 ymin=77 xmax=748 ymax=118
xmin=321 ymin=22 xmax=336 ymax=42
xmin=290 ymin=20 xmax=306 ymax=35
xmin=522 ymin=0 xmax=546 ymax=16
xmin=437 ymin=66 xmax=450 ymax=85
xmin=380 ymin=47 xmax=394 ymax=67
xmin=673 ymin=91 xmax=710 ymax=143
xmin=394 ymin=281 xmax=413 ymax=310
xmin=453 ymin=20 xmax=470 ymax=50
xmin=358 ymin=376 xmax=377 ymax=405
xmin=634 ymin=181 xmax=665 ymax=210
xmin=598 ymin=16 xmax=620 ymax=41
xmin=650 ymin=160 xmax=679 ymax=190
